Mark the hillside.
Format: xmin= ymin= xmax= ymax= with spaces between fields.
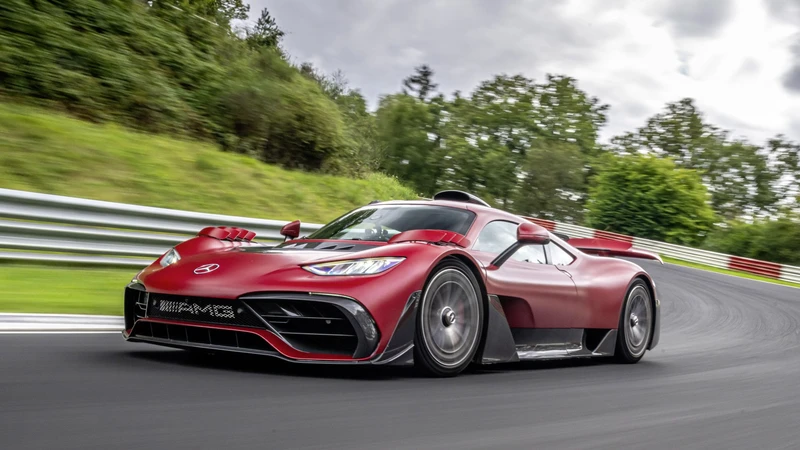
xmin=0 ymin=102 xmax=417 ymax=223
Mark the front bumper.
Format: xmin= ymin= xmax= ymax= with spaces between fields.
xmin=123 ymin=282 xmax=419 ymax=365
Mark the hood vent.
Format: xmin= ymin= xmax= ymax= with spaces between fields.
xmin=316 ymin=243 xmax=356 ymax=251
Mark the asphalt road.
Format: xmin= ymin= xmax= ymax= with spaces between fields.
xmin=3 ymin=261 xmax=800 ymax=449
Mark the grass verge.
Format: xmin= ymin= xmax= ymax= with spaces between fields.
xmin=0 ymin=264 xmax=131 ymax=315
xmin=0 ymin=101 xmax=417 ymax=224
xmin=663 ymin=256 xmax=800 ymax=289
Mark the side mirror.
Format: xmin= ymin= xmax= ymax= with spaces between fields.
xmin=280 ymin=220 xmax=301 ymax=240
xmin=517 ymin=222 xmax=550 ymax=245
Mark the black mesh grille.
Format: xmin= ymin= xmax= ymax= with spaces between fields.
xmin=146 ymin=294 xmax=264 ymax=328
xmin=244 ymin=299 xmax=359 ymax=355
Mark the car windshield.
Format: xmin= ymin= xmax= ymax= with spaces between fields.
xmin=304 ymin=204 xmax=476 ymax=242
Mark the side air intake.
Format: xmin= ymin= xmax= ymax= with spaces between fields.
xmin=432 ymin=190 xmax=491 ymax=207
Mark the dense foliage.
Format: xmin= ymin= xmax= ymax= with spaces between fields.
xmin=1 ymin=0 xmax=798 ymax=264
xmin=586 ymin=155 xmax=716 ymax=246
xmin=0 ymin=0 xmax=380 ymax=176
xmin=703 ymin=216 xmax=800 ymax=265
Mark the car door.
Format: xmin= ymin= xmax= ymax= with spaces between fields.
xmin=471 ymin=220 xmax=582 ymax=329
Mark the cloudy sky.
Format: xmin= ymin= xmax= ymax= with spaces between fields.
xmin=249 ymin=0 xmax=800 ymax=144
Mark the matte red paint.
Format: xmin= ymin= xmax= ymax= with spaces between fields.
xmin=524 ymin=216 xmax=557 ymax=231
xmin=516 ymin=221 xmax=550 ymax=244
xmin=594 ymin=229 xmax=635 ymax=244
xmin=568 ymin=238 xmax=663 ymax=264
xmin=131 ymin=199 xmax=658 ymax=361
xmin=280 ymin=220 xmax=301 ymax=239
xmin=198 ymin=226 xmax=257 ymax=242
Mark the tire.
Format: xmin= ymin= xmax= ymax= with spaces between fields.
xmin=413 ymin=258 xmax=484 ymax=377
xmin=614 ymin=279 xmax=653 ymax=363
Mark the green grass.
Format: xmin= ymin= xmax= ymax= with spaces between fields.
xmin=0 ymin=264 xmax=130 ymax=315
xmin=0 ymin=101 xmax=418 ymax=224
xmin=663 ymin=256 xmax=800 ymax=289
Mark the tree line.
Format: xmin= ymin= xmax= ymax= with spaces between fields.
xmin=1 ymin=1 xmax=798 ymax=264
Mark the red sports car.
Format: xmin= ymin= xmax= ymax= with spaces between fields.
xmin=123 ymin=190 xmax=662 ymax=376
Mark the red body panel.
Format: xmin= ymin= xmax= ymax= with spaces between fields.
xmin=471 ymin=250 xmax=582 ymax=328
xmin=567 ymin=238 xmax=663 ymax=264
xmin=137 ymin=235 xmax=483 ymax=359
xmin=129 ymin=199 xmax=658 ymax=362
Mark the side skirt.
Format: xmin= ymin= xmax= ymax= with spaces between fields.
xmin=513 ymin=328 xmax=617 ymax=361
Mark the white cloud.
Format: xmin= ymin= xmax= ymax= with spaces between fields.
xmin=251 ymin=0 xmax=800 ymax=144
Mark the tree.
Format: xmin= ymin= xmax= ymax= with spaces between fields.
xmin=610 ymin=98 xmax=779 ymax=220
xmin=535 ymin=75 xmax=609 ymax=156
xmin=402 ymin=64 xmax=438 ymax=102
xmin=513 ymin=141 xmax=586 ymax=222
xmin=156 ymin=0 xmax=250 ymax=25
xmin=766 ymin=136 xmax=800 ymax=208
xmin=299 ymin=63 xmax=349 ymax=100
xmin=586 ymin=154 xmax=717 ymax=245
xmin=447 ymin=74 xmax=606 ymax=208
xmin=704 ymin=214 xmax=800 ymax=265
xmin=376 ymin=94 xmax=440 ymax=195
xmin=246 ymin=8 xmax=285 ymax=50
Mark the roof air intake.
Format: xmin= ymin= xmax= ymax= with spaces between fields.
xmin=432 ymin=190 xmax=491 ymax=208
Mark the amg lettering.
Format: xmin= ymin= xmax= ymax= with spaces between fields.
xmin=158 ymin=300 xmax=235 ymax=319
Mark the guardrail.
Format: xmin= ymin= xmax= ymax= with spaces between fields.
xmin=0 ymin=188 xmax=798 ymax=284
xmin=527 ymin=218 xmax=800 ymax=284
xmin=0 ymin=188 xmax=323 ymax=267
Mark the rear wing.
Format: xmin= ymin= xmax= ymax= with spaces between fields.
xmin=566 ymin=238 xmax=663 ymax=264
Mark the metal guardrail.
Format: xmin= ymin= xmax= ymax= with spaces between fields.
xmin=530 ymin=219 xmax=800 ymax=284
xmin=0 ymin=188 xmax=798 ymax=284
xmin=0 ymin=188 xmax=323 ymax=267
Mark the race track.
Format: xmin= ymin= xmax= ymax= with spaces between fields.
xmin=2 ymin=261 xmax=800 ymax=449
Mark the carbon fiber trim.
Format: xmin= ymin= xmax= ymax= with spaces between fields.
xmin=371 ymin=291 xmax=420 ymax=365
xmin=477 ymin=295 xmax=519 ymax=364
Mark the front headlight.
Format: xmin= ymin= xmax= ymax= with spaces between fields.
xmin=160 ymin=248 xmax=181 ymax=267
xmin=131 ymin=269 xmax=145 ymax=283
xmin=303 ymin=257 xmax=405 ymax=276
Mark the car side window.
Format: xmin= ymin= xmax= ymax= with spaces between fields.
xmin=547 ymin=242 xmax=576 ymax=266
xmin=473 ymin=220 xmax=518 ymax=254
xmin=473 ymin=220 xmax=547 ymax=265
xmin=511 ymin=244 xmax=547 ymax=264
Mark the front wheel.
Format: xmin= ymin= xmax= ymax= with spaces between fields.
xmin=413 ymin=259 xmax=484 ymax=377
xmin=614 ymin=279 xmax=653 ymax=363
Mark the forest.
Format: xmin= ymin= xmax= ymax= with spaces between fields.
xmin=1 ymin=0 xmax=798 ymax=264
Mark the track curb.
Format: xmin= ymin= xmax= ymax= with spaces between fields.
xmin=0 ymin=313 xmax=124 ymax=332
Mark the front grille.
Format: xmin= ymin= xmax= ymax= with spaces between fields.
xmin=146 ymin=294 xmax=264 ymax=328
xmin=131 ymin=322 xmax=276 ymax=353
xmin=244 ymin=298 xmax=359 ymax=355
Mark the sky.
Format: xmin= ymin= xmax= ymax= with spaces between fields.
xmin=247 ymin=0 xmax=800 ymax=144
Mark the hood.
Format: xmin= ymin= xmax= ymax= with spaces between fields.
xmin=137 ymin=241 xmax=396 ymax=298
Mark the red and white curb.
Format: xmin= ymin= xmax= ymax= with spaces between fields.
xmin=0 ymin=313 xmax=123 ymax=333
xmin=526 ymin=217 xmax=800 ymax=284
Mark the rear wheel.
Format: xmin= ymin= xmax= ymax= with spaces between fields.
xmin=414 ymin=259 xmax=484 ymax=377
xmin=614 ymin=279 xmax=653 ymax=363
